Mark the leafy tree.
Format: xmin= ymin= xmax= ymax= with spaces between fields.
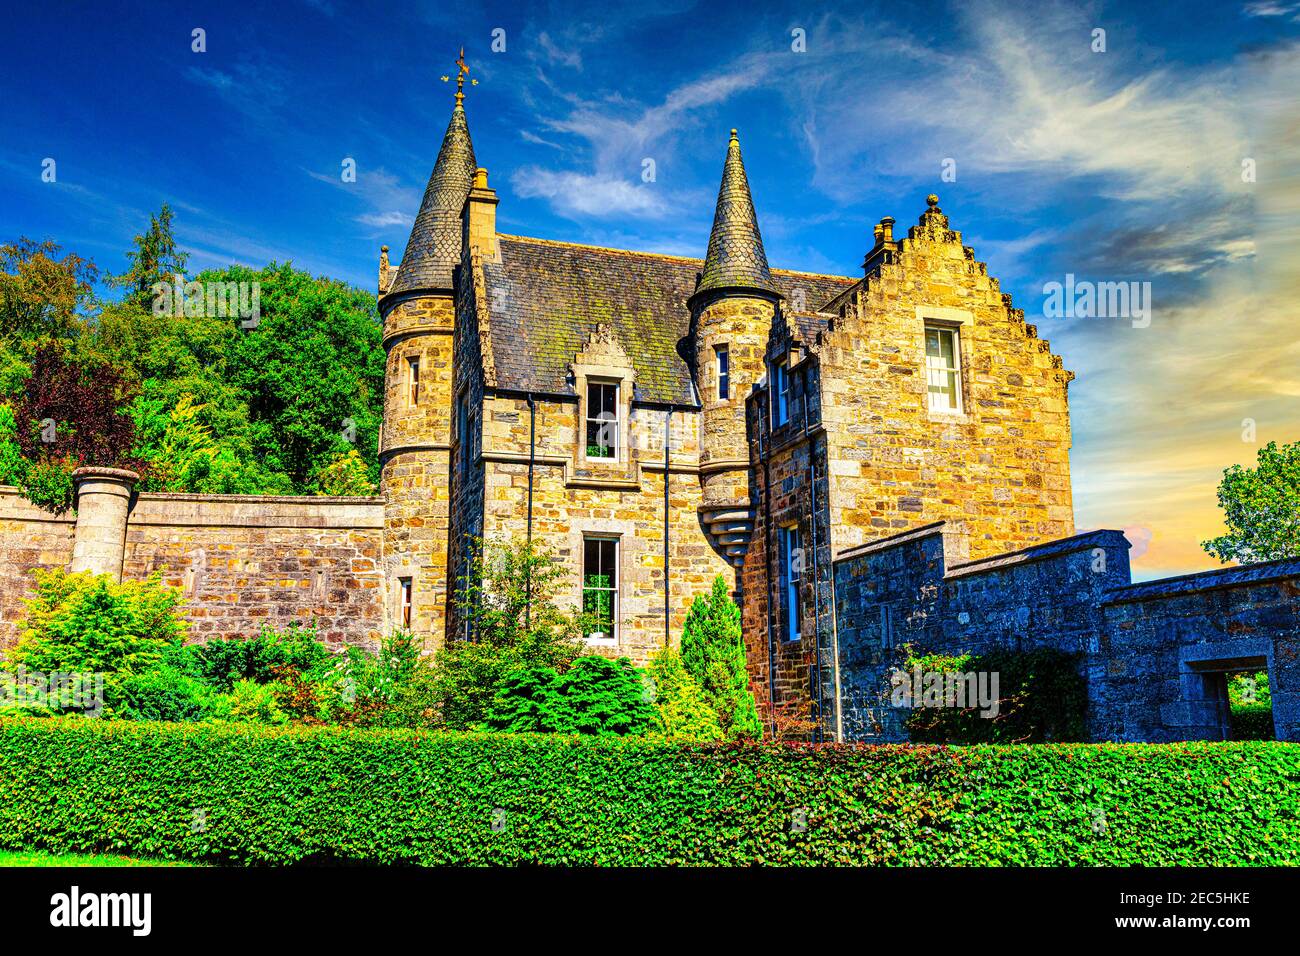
xmin=312 ymin=448 xmax=376 ymax=495
xmin=129 ymin=392 xmax=283 ymax=494
xmin=108 ymin=204 xmax=189 ymax=309
xmin=646 ymin=647 xmax=722 ymax=741
xmin=434 ymin=536 xmax=590 ymax=729
xmin=0 ymin=237 xmax=97 ymax=354
xmin=223 ymin=262 xmax=383 ymax=489
xmin=486 ymin=656 xmax=655 ymax=736
xmin=680 ymin=575 xmax=763 ymax=740
xmin=89 ymin=260 xmax=383 ymax=495
xmin=1202 ymin=440 xmax=1300 ymax=564
xmin=0 ymin=404 xmax=24 ymax=486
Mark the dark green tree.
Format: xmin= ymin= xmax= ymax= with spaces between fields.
xmin=1202 ymin=440 xmax=1300 ymax=564
xmin=486 ymin=656 xmax=655 ymax=736
xmin=109 ymin=204 xmax=189 ymax=308
xmin=680 ymin=575 xmax=763 ymax=740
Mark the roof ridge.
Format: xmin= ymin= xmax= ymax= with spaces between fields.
xmin=496 ymin=233 xmax=854 ymax=284
xmin=496 ymin=233 xmax=702 ymax=264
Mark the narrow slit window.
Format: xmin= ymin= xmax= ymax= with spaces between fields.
xmin=716 ymin=345 xmax=730 ymax=400
xmin=407 ymin=356 xmax=421 ymax=407
xmin=925 ymin=325 xmax=962 ymax=413
xmin=582 ymin=536 xmax=619 ymax=641
xmin=456 ymin=392 xmax=470 ymax=477
xmin=398 ymin=577 xmax=413 ymax=630
xmin=585 ymin=381 xmax=619 ymax=460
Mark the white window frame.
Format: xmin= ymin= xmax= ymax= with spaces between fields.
xmin=407 ymin=355 xmax=421 ymax=407
xmin=584 ymin=379 xmax=620 ymax=462
xmin=781 ymin=524 xmax=802 ymax=642
xmin=716 ymin=344 xmax=730 ymax=400
xmin=582 ymin=535 xmax=619 ymax=644
xmin=771 ymin=358 xmax=790 ymax=426
xmin=924 ymin=324 xmax=962 ymax=414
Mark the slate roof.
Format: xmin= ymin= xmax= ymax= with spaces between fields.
xmin=388 ymin=102 xmax=477 ymax=296
xmin=695 ymin=130 xmax=777 ymax=298
xmin=480 ymin=235 xmax=854 ymax=405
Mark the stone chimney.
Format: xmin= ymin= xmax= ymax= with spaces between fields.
xmin=863 ymin=215 xmax=900 ymax=275
xmin=463 ymin=167 xmax=499 ymax=261
xmin=69 ymin=467 xmax=137 ymax=581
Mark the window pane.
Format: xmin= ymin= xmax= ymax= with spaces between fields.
xmin=925 ymin=329 xmax=941 ymax=358
xmin=583 ymin=538 xmax=617 ymax=639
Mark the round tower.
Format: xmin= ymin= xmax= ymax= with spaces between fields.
xmin=689 ymin=129 xmax=781 ymax=566
xmin=377 ymin=68 xmax=477 ymax=650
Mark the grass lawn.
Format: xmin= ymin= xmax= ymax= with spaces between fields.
xmin=0 ymin=848 xmax=197 ymax=867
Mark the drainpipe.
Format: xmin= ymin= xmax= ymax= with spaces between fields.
xmin=809 ymin=457 xmax=823 ymax=743
xmin=525 ymin=392 xmax=536 ymax=630
xmin=663 ymin=407 xmax=673 ymax=647
xmin=760 ymin=408 xmax=777 ymax=738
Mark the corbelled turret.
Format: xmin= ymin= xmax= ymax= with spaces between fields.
xmin=691 ymin=129 xmax=780 ymax=567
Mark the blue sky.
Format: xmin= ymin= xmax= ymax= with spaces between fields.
xmin=2 ymin=0 xmax=1298 ymax=578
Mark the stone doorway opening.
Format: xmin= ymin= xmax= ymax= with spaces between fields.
xmin=1182 ymin=653 xmax=1275 ymax=741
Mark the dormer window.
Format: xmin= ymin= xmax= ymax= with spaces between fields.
xmin=771 ymin=357 xmax=790 ymax=426
xmin=585 ymin=380 xmax=619 ymax=460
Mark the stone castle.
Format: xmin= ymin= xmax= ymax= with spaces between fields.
xmin=1 ymin=79 xmax=1296 ymax=742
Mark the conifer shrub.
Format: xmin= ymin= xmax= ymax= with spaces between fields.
xmin=680 ymin=576 xmax=762 ymax=740
xmin=485 ymin=656 xmax=655 ymax=736
xmin=646 ymin=647 xmax=722 ymax=741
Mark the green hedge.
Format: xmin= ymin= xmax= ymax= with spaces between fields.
xmin=1 ymin=717 xmax=1297 ymax=866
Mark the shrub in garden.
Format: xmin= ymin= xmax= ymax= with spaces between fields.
xmin=435 ymin=536 xmax=590 ymax=729
xmin=680 ymin=575 xmax=762 ymax=740
xmin=901 ymin=646 xmax=1087 ymax=744
xmin=116 ymin=666 xmax=217 ymax=722
xmin=646 ymin=647 xmax=721 ymax=741
xmin=2 ymin=569 xmax=186 ymax=715
xmin=181 ymin=622 xmax=329 ymax=692
xmin=486 ymin=655 xmax=655 ymax=736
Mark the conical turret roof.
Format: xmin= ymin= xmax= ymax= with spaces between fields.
xmin=388 ymin=99 xmax=477 ymax=296
xmin=694 ymin=129 xmax=776 ymax=298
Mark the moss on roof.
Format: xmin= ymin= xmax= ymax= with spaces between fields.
xmin=480 ymin=235 xmax=853 ymax=404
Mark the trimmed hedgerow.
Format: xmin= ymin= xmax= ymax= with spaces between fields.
xmin=0 ymin=718 xmax=1296 ymax=866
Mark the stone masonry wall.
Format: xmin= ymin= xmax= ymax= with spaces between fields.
xmin=815 ymin=198 xmax=1075 ymax=563
xmin=1100 ymin=563 xmax=1300 ymax=742
xmin=123 ymin=493 xmax=384 ymax=646
xmin=473 ymin=392 xmax=732 ymax=665
xmin=0 ymin=487 xmax=385 ymax=651
xmin=832 ymin=521 xmax=1300 ymax=743
xmin=0 ymin=487 xmax=76 ymax=648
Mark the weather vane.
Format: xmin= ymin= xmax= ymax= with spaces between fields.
xmin=440 ymin=46 xmax=478 ymax=106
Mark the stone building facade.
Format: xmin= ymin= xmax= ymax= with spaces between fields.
xmin=0 ymin=85 xmax=1295 ymax=742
